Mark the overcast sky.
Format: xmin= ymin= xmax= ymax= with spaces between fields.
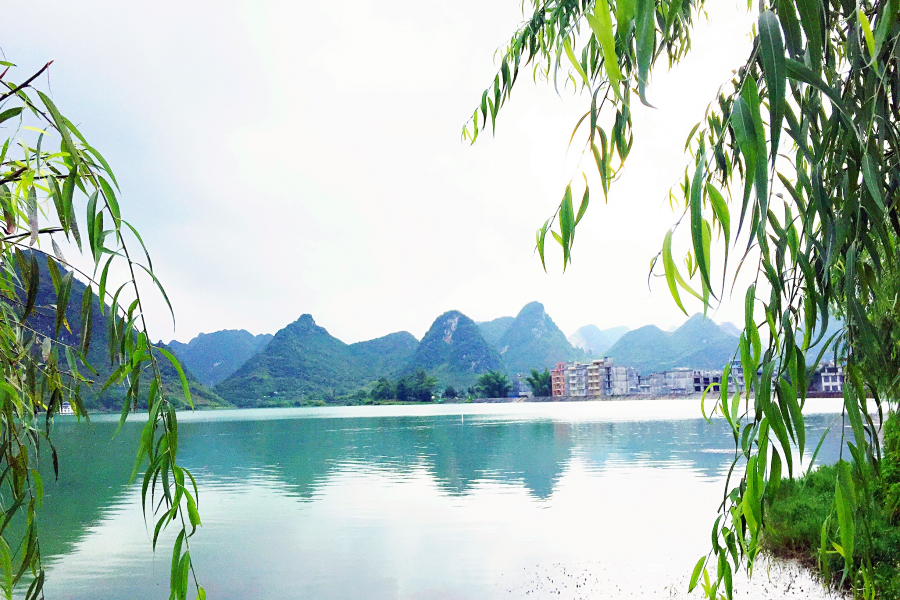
xmin=1 ymin=0 xmax=757 ymax=344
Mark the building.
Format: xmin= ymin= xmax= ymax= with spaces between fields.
xmin=551 ymin=362 xmax=568 ymax=397
xmin=664 ymin=368 xmax=693 ymax=395
xmin=515 ymin=374 xmax=533 ymax=398
xmin=566 ymin=362 xmax=590 ymax=397
xmin=587 ymin=358 xmax=614 ymax=397
xmin=608 ymin=366 xmax=630 ymax=396
xmin=627 ymin=368 xmax=640 ymax=394
xmin=811 ymin=362 xmax=844 ymax=393
xmin=693 ymin=370 xmax=722 ymax=393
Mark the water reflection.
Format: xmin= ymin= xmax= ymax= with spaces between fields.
xmin=40 ymin=400 xmax=850 ymax=599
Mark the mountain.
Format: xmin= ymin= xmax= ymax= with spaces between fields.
xmin=405 ymin=310 xmax=502 ymax=389
xmin=477 ymin=316 xmax=515 ymax=346
xmin=215 ymin=315 xmax=418 ymax=406
xmin=568 ymin=325 xmax=630 ymax=356
xmin=605 ymin=314 xmax=738 ymax=373
xmin=719 ymin=322 xmax=742 ymax=337
xmin=169 ymin=330 xmax=273 ymax=387
xmin=496 ymin=302 xmax=585 ymax=374
xmin=350 ymin=331 xmax=421 ymax=375
xmin=20 ymin=253 xmax=225 ymax=411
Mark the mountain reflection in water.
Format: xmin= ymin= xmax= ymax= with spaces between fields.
xmin=39 ymin=400 xmax=848 ymax=600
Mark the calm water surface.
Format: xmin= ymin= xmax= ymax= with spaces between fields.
xmin=41 ymin=399 xmax=851 ymax=599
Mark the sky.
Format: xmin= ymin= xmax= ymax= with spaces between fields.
xmin=1 ymin=0 xmax=758 ymax=344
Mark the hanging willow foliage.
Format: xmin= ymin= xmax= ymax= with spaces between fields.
xmin=0 ymin=62 xmax=203 ymax=599
xmin=468 ymin=0 xmax=899 ymax=597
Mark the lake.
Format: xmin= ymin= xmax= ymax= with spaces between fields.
xmin=40 ymin=399 xmax=850 ymax=599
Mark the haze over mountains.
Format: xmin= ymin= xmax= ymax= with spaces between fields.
xmin=165 ymin=302 xmax=742 ymax=407
xmin=568 ymin=325 xmax=630 ymax=356
xmin=169 ymin=330 xmax=273 ymax=386
xmin=603 ymin=315 xmax=740 ymax=373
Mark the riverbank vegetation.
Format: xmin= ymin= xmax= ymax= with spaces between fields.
xmin=764 ymin=412 xmax=900 ymax=597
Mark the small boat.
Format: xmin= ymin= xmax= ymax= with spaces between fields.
xmin=59 ymin=401 xmax=75 ymax=416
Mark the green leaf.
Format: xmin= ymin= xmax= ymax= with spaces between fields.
xmin=48 ymin=176 xmax=68 ymax=234
xmin=26 ymin=187 xmax=37 ymax=246
xmin=795 ymin=0 xmax=824 ymax=72
xmin=122 ymin=219 xmax=154 ymax=271
xmin=55 ymin=272 xmax=73 ymax=336
xmin=662 ymin=230 xmax=688 ymax=315
xmin=586 ymin=0 xmax=623 ymax=92
xmin=861 ymin=153 xmax=885 ymax=214
xmin=84 ymin=145 xmax=119 ymax=190
xmin=744 ymin=455 xmax=761 ymax=532
xmin=575 ymin=185 xmax=589 ymax=225
xmin=616 ymin=0 xmax=636 ymax=36
xmin=47 ymin=257 xmax=62 ymax=294
xmin=689 ymin=160 xmax=712 ymax=296
xmin=858 ymin=10 xmax=876 ymax=63
xmin=706 ymin=184 xmax=730 ymax=263
xmin=187 ymin=493 xmax=202 ymax=534
xmin=634 ymin=0 xmax=656 ymax=106
xmin=22 ymin=252 xmax=39 ymax=322
xmin=769 ymin=448 xmax=782 ymax=494
xmin=563 ymin=38 xmax=589 ymax=87
xmin=79 ymin=285 xmax=93 ymax=354
xmin=97 ymin=176 xmax=121 ymax=224
xmin=759 ymin=10 xmax=786 ymax=163
xmin=536 ymin=219 xmax=549 ymax=272
xmin=740 ymin=78 xmax=768 ymax=212
xmin=784 ymin=59 xmax=857 ymax=139
xmin=559 ymin=185 xmax=575 ymax=268
xmin=136 ymin=262 xmax=175 ymax=327
xmin=36 ymin=91 xmax=79 ymax=165
xmin=0 ymin=107 xmax=23 ymax=126
xmin=731 ymin=96 xmax=757 ymax=235
xmin=170 ymin=530 xmax=185 ymax=594
xmin=157 ymin=346 xmax=193 ymax=408
xmin=835 ymin=460 xmax=855 ymax=578
xmin=778 ymin=0 xmax=804 ymax=58
xmin=688 ymin=556 xmax=706 ymax=592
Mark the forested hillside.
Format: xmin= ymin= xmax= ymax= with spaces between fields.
xmin=404 ymin=310 xmax=502 ymax=389
xmin=605 ymin=314 xmax=738 ymax=373
xmin=215 ymin=315 xmax=418 ymax=405
xmin=169 ymin=330 xmax=273 ymax=386
xmin=22 ymin=253 xmax=225 ymax=411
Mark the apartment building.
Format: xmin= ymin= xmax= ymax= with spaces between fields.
xmin=587 ymin=359 xmax=609 ymax=397
xmin=566 ymin=362 xmax=590 ymax=397
xmin=664 ymin=368 xmax=693 ymax=394
xmin=692 ymin=370 xmax=723 ymax=393
xmin=551 ymin=362 xmax=568 ymax=397
xmin=810 ymin=361 xmax=844 ymax=393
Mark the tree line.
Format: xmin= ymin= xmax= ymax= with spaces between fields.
xmin=366 ymin=367 xmax=552 ymax=402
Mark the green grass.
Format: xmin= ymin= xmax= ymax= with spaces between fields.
xmin=763 ymin=413 xmax=900 ymax=597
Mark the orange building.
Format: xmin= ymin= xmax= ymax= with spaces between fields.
xmin=551 ymin=362 xmax=568 ymax=397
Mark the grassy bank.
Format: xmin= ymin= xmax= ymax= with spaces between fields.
xmin=763 ymin=412 xmax=900 ymax=597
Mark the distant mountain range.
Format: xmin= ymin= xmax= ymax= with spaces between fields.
xmin=167 ymin=302 xmax=753 ymax=407
xmin=604 ymin=314 xmax=739 ymax=373
xmin=169 ymin=330 xmax=273 ymax=386
xmin=213 ymin=315 xmax=418 ymax=407
xmin=567 ymin=325 xmax=630 ymax=356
